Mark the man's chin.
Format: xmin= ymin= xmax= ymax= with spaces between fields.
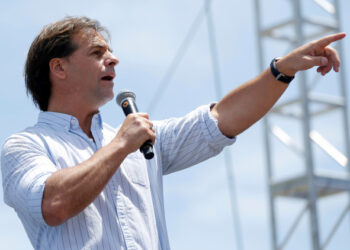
xmin=99 ymin=92 xmax=114 ymax=106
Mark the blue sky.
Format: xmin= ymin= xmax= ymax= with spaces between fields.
xmin=1 ymin=0 xmax=350 ymax=249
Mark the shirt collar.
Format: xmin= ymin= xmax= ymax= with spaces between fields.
xmin=38 ymin=111 xmax=102 ymax=131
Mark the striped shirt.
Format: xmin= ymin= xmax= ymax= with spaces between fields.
xmin=1 ymin=104 xmax=235 ymax=250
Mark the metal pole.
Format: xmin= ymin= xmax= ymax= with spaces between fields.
xmin=204 ymin=1 xmax=243 ymax=249
xmin=321 ymin=204 xmax=350 ymax=249
xmin=333 ymin=0 xmax=350 ymax=239
xmin=333 ymin=0 xmax=350 ymax=175
xmin=292 ymin=0 xmax=320 ymax=249
xmin=147 ymin=4 xmax=206 ymax=114
xmin=253 ymin=0 xmax=278 ymax=249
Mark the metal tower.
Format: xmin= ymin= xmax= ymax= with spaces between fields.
xmin=253 ymin=0 xmax=350 ymax=249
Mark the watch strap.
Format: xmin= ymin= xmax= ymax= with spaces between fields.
xmin=270 ymin=57 xmax=294 ymax=84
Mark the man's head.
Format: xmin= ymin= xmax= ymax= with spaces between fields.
xmin=25 ymin=16 xmax=115 ymax=111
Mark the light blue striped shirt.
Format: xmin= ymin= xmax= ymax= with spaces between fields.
xmin=1 ymin=104 xmax=235 ymax=250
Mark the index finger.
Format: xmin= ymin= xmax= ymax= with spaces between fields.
xmin=136 ymin=112 xmax=150 ymax=119
xmin=316 ymin=32 xmax=346 ymax=47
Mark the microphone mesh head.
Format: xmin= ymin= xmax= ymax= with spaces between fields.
xmin=116 ymin=89 xmax=136 ymax=106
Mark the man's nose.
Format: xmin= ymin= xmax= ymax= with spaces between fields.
xmin=105 ymin=51 xmax=119 ymax=67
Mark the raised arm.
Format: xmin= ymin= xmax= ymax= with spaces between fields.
xmin=211 ymin=33 xmax=346 ymax=138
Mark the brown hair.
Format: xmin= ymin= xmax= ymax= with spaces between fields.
xmin=25 ymin=16 xmax=109 ymax=111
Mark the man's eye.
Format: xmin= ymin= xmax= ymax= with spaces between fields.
xmin=92 ymin=50 xmax=102 ymax=56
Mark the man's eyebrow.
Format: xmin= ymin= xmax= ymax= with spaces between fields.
xmin=89 ymin=43 xmax=113 ymax=52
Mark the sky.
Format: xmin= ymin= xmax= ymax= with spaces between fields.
xmin=0 ymin=0 xmax=350 ymax=249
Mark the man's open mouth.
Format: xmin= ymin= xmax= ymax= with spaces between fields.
xmin=101 ymin=76 xmax=114 ymax=81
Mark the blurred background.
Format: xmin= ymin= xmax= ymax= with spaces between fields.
xmin=1 ymin=0 xmax=349 ymax=249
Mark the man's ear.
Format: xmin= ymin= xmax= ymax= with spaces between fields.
xmin=49 ymin=58 xmax=67 ymax=80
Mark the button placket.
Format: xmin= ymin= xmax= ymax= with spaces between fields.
xmin=91 ymin=115 xmax=103 ymax=149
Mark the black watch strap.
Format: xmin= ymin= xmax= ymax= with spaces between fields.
xmin=270 ymin=57 xmax=294 ymax=84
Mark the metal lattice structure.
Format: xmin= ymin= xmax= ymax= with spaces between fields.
xmin=254 ymin=0 xmax=350 ymax=249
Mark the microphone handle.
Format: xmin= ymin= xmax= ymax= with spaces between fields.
xmin=140 ymin=140 xmax=154 ymax=160
xmin=121 ymin=98 xmax=154 ymax=160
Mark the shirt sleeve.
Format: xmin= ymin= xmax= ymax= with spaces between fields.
xmin=1 ymin=132 xmax=57 ymax=225
xmin=154 ymin=103 xmax=236 ymax=175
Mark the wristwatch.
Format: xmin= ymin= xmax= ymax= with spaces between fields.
xmin=270 ymin=57 xmax=294 ymax=84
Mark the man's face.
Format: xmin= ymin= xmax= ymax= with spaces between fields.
xmin=63 ymin=30 xmax=118 ymax=109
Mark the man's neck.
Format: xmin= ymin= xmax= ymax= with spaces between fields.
xmin=47 ymin=102 xmax=98 ymax=138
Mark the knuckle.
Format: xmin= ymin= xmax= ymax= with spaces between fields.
xmin=328 ymin=46 xmax=335 ymax=51
xmin=139 ymin=112 xmax=149 ymax=118
xmin=309 ymin=41 xmax=318 ymax=48
xmin=129 ymin=113 xmax=138 ymax=120
xmin=139 ymin=124 xmax=149 ymax=133
xmin=143 ymin=124 xmax=149 ymax=131
xmin=134 ymin=118 xmax=142 ymax=126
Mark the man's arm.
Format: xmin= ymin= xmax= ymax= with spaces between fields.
xmin=42 ymin=113 xmax=155 ymax=226
xmin=211 ymin=33 xmax=346 ymax=137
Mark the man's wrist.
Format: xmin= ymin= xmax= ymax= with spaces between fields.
xmin=275 ymin=57 xmax=297 ymax=77
xmin=106 ymin=140 xmax=130 ymax=161
xmin=270 ymin=57 xmax=295 ymax=84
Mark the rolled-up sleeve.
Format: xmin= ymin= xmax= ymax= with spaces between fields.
xmin=155 ymin=103 xmax=236 ymax=175
xmin=1 ymin=133 xmax=57 ymax=225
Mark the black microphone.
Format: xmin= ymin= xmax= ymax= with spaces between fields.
xmin=116 ymin=90 xmax=154 ymax=160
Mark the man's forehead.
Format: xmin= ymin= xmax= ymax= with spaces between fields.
xmin=72 ymin=30 xmax=109 ymax=48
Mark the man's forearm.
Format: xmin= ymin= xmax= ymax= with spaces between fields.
xmin=42 ymin=142 xmax=128 ymax=226
xmin=211 ymin=68 xmax=288 ymax=137
xmin=41 ymin=113 xmax=155 ymax=226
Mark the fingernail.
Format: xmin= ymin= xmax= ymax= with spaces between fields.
xmin=321 ymin=57 xmax=327 ymax=65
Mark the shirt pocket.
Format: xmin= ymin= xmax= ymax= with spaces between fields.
xmin=121 ymin=152 xmax=149 ymax=188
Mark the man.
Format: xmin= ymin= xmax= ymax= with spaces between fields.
xmin=1 ymin=16 xmax=345 ymax=249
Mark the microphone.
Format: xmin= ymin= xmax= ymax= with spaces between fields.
xmin=116 ymin=90 xmax=154 ymax=160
